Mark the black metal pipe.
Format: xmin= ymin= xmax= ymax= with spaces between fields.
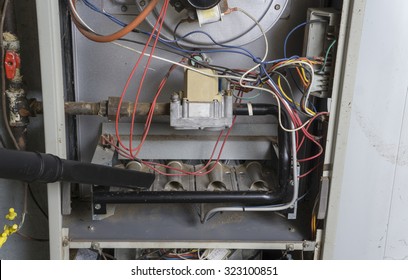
xmin=233 ymin=103 xmax=291 ymax=187
xmin=90 ymin=103 xmax=292 ymax=209
xmin=91 ymin=104 xmax=292 ymax=211
xmin=0 ymin=148 xmax=155 ymax=189
xmin=93 ymin=190 xmax=283 ymax=205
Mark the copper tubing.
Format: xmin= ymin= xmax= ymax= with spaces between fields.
xmin=68 ymin=0 xmax=159 ymax=43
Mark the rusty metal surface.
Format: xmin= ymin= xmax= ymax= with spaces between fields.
xmin=107 ymin=97 xmax=170 ymax=120
xmin=64 ymin=101 xmax=101 ymax=115
xmin=30 ymin=98 xmax=171 ymax=118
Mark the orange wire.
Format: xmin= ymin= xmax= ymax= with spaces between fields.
xmin=296 ymin=67 xmax=309 ymax=88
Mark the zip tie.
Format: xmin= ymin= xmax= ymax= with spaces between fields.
xmin=247 ymin=103 xmax=253 ymax=116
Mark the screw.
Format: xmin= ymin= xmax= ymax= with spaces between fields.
xmin=275 ymin=4 xmax=281 ymax=10
xmin=139 ymin=0 xmax=146 ymax=6
xmin=94 ymin=204 xmax=101 ymax=210
xmin=62 ymin=238 xmax=69 ymax=247
xmin=288 ymin=227 xmax=295 ymax=232
xmin=175 ymin=1 xmax=182 ymax=8
xmin=88 ymin=225 xmax=95 ymax=232
xmin=171 ymin=92 xmax=180 ymax=102
xmin=121 ymin=5 xmax=128 ymax=12
xmin=91 ymin=242 xmax=100 ymax=251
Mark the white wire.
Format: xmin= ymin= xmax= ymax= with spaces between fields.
xmin=70 ymin=0 xmax=258 ymax=82
xmin=266 ymin=80 xmax=313 ymax=132
xmin=72 ymin=2 xmax=305 ymax=218
xmin=273 ymin=60 xmax=315 ymax=117
xmin=74 ymin=2 xmax=312 ymax=132
xmin=111 ymin=41 xmax=258 ymax=82
xmin=69 ymin=0 xmax=96 ymax=32
xmin=203 ymin=126 xmax=299 ymax=222
xmin=74 ymin=2 xmax=314 ymax=132
xmin=233 ymin=8 xmax=297 ymax=133
xmin=69 ymin=0 xmax=253 ymax=82
xmin=234 ymin=7 xmax=269 ymax=63
xmin=234 ymin=8 xmax=312 ymax=133
xmin=198 ymin=249 xmax=207 ymax=260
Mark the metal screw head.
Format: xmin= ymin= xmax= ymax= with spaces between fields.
xmin=139 ymin=0 xmax=146 ymax=6
xmin=121 ymin=5 xmax=128 ymax=12
xmin=88 ymin=225 xmax=95 ymax=232
xmin=171 ymin=92 xmax=180 ymax=102
xmin=274 ymin=4 xmax=281 ymax=10
xmin=175 ymin=1 xmax=182 ymax=8
xmin=94 ymin=204 xmax=101 ymax=210
xmin=91 ymin=242 xmax=100 ymax=250
xmin=62 ymin=238 xmax=69 ymax=247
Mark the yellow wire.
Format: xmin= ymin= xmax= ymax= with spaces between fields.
xmin=300 ymin=67 xmax=309 ymax=83
xmin=277 ymin=76 xmax=315 ymax=116
xmin=296 ymin=67 xmax=309 ymax=87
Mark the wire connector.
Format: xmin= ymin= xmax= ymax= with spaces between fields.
xmin=5 ymin=208 xmax=17 ymax=221
xmin=0 ymin=224 xmax=18 ymax=248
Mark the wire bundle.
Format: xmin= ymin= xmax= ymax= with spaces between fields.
xmin=68 ymin=0 xmax=335 ymax=179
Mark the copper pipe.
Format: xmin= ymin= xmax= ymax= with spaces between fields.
xmin=68 ymin=0 xmax=159 ymax=43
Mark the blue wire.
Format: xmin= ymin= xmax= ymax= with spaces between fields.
xmin=158 ymin=30 xmax=258 ymax=59
xmin=82 ymin=0 xmax=317 ymax=112
xmin=263 ymin=55 xmax=300 ymax=64
xmin=283 ymin=20 xmax=327 ymax=58
xmin=82 ymin=0 xmax=127 ymax=27
xmin=283 ymin=22 xmax=309 ymax=58
xmin=82 ymin=0 xmax=259 ymax=61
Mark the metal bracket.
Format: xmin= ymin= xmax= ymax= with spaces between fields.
xmin=302 ymin=240 xmax=317 ymax=252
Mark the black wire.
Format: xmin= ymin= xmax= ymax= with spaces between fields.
xmin=270 ymin=71 xmax=296 ymax=104
xmin=173 ymin=18 xmax=189 ymax=50
xmin=117 ymin=38 xmax=249 ymax=78
xmin=28 ymin=184 xmax=49 ymax=220
xmin=267 ymin=64 xmax=315 ymax=117
xmin=118 ymin=37 xmax=185 ymax=57
xmin=17 ymin=232 xmax=49 ymax=242
xmin=289 ymin=68 xmax=306 ymax=94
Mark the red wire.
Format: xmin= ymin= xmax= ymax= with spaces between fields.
xmin=115 ymin=21 xmax=160 ymax=153
xmin=132 ymin=62 xmax=182 ymax=158
xmin=129 ymin=0 xmax=170 ymax=158
xmin=115 ymin=0 xmax=170 ymax=156
xmin=265 ymin=81 xmax=329 ymax=166
xmin=142 ymin=89 xmax=244 ymax=176
xmin=298 ymin=162 xmax=322 ymax=178
xmin=296 ymin=112 xmax=328 ymax=152
xmin=142 ymin=117 xmax=237 ymax=176
xmin=101 ymin=135 xmax=133 ymax=160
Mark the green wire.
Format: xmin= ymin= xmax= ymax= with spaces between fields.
xmin=233 ymin=92 xmax=261 ymax=100
xmin=319 ymin=39 xmax=337 ymax=72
